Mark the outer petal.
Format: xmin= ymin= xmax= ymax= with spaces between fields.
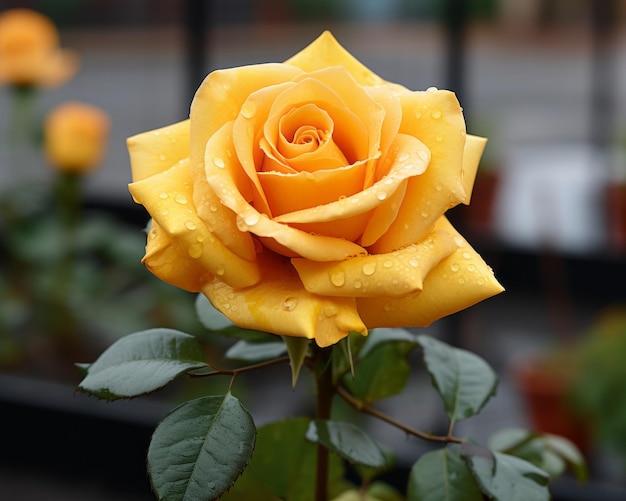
xmin=190 ymin=63 xmax=303 ymax=170
xmin=206 ymin=121 xmax=367 ymax=261
xmin=461 ymin=134 xmax=488 ymax=205
xmin=129 ymin=158 xmax=260 ymax=290
xmin=201 ymin=252 xmax=367 ymax=347
xmin=142 ymin=220 xmax=210 ymax=292
xmin=291 ymin=224 xmax=457 ymax=298
xmin=357 ymin=217 xmax=504 ymax=327
xmin=284 ymin=31 xmax=385 ymax=87
xmin=371 ymin=89 xmax=467 ymax=253
xmin=127 ymin=120 xmax=191 ymax=182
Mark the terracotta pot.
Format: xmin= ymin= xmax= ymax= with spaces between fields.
xmin=606 ymin=183 xmax=626 ymax=253
xmin=513 ymin=358 xmax=591 ymax=455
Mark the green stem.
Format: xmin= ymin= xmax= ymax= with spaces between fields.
xmin=313 ymin=345 xmax=333 ymax=501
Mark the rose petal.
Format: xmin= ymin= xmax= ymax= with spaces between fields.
xmin=292 ymin=224 xmax=457 ymax=298
xmin=461 ymin=134 xmax=488 ymax=205
xmin=142 ymin=220 xmax=210 ymax=292
xmin=357 ymin=217 xmax=504 ymax=327
xmin=201 ymin=252 xmax=367 ymax=347
xmin=206 ymin=122 xmax=368 ymax=261
xmin=127 ymin=120 xmax=191 ymax=182
xmin=129 ymin=158 xmax=260 ymax=290
xmin=274 ymin=133 xmax=428 ymax=225
xmin=370 ymin=89 xmax=468 ymax=253
xmin=360 ymin=180 xmax=407 ymax=247
xmin=284 ymin=31 xmax=385 ymax=87
xmin=190 ymin=63 xmax=302 ymax=170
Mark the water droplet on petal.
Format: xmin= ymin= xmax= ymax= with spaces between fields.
xmin=431 ymin=108 xmax=442 ymax=119
xmin=463 ymin=251 xmax=471 ymax=259
xmin=330 ymin=270 xmax=346 ymax=287
xmin=354 ymin=280 xmax=362 ymax=289
xmin=175 ymin=194 xmax=188 ymax=204
xmin=451 ymin=263 xmax=460 ymax=272
xmin=409 ymin=258 xmax=419 ymax=267
xmin=323 ymin=304 xmax=338 ymax=317
xmin=397 ymin=152 xmax=410 ymax=163
xmin=415 ymin=111 xmax=422 ymax=119
xmin=467 ymin=264 xmax=476 ymax=272
xmin=161 ymin=209 xmax=169 ymax=216
xmin=159 ymin=192 xmax=169 ymax=199
xmin=362 ymin=261 xmax=377 ymax=276
xmin=216 ymin=267 xmax=225 ymax=276
xmin=213 ymin=157 xmax=225 ymax=168
xmin=477 ymin=277 xmax=485 ymax=285
xmin=376 ymin=191 xmax=387 ymax=201
xmin=383 ymin=260 xmax=393 ymax=269
xmin=153 ymin=131 xmax=161 ymax=136
xmin=185 ymin=220 xmax=197 ymax=230
xmin=283 ymin=297 xmax=298 ymax=311
xmin=384 ymin=303 xmax=392 ymax=312
xmin=188 ymin=243 xmax=203 ymax=258
xmin=426 ymin=86 xmax=438 ymax=92
xmin=244 ymin=212 xmax=259 ymax=226
xmin=241 ymin=100 xmax=257 ymax=119
xmin=435 ymin=134 xmax=443 ymax=142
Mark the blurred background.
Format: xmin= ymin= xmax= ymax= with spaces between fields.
xmin=1 ymin=0 xmax=626 ymax=499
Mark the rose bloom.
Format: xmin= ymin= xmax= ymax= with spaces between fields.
xmin=44 ymin=102 xmax=110 ymax=173
xmin=0 ymin=8 xmax=77 ymax=88
xmin=128 ymin=32 xmax=504 ymax=347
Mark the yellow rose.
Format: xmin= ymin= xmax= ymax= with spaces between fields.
xmin=0 ymin=8 xmax=77 ymax=87
xmin=44 ymin=102 xmax=110 ymax=173
xmin=128 ymin=32 xmax=504 ymax=347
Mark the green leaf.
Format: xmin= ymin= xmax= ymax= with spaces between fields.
xmin=222 ymin=417 xmax=345 ymax=501
xmin=359 ymin=328 xmax=417 ymax=358
xmin=332 ymin=332 xmax=367 ymax=383
xmin=489 ymin=429 xmax=588 ymax=483
xmin=283 ymin=336 xmax=310 ymax=387
xmin=462 ymin=443 xmax=550 ymax=501
xmin=344 ymin=336 xmax=416 ymax=403
xmin=407 ymin=446 xmax=483 ymax=501
xmin=77 ymin=328 xmax=209 ymax=400
xmin=417 ymin=335 xmax=497 ymax=422
xmin=148 ymin=394 xmax=256 ymax=501
xmin=225 ymin=339 xmax=287 ymax=362
xmin=306 ymin=419 xmax=386 ymax=468
xmin=195 ymin=293 xmax=234 ymax=330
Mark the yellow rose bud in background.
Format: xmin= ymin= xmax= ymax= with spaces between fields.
xmin=44 ymin=102 xmax=110 ymax=173
xmin=0 ymin=8 xmax=77 ymax=88
xmin=128 ymin=31 xmax=504 ymax=347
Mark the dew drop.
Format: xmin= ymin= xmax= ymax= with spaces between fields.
xmin=354 ymin=280 xmax=362 ymax=289
xmin=383 ymin=303 xmax=392 ymax=312
xmin=397 ymin=152 xmax=410 ymax=163
xmin=409 ymin=258 xmax=419 ymax=267
xmin=415 ymin=111 xmax=422 ymax=119
xmin=188 ymin=243 xmax=203 ymax=258
xmin=241 ymin=100 xmax=257 ymax=119
xmin=153 ymin=131 xmax=161 ymax=136
xmin=161 ymin=209 xmax=169 ymax=216
xmin=426 ymin=86 xmax=438 ymax=92
xmin=158 ymin=154 xmax=166 ymax=161
xmin=175 ymin=193 xmax=188 ymax=204
xmin=458 ymin=277 xmax=466 ymax=285
xmin=431 ymin=108 xmax=442 ymax=119
xmin=421 ymin=210 xmax=429 ymax=218
xmin=244 ymin=212 xmax=259 ymax=226
xmin=213 ymin=157 xmax=225 ymax=169
xmin=283 ymin=297 xmax=298 ymax=311
xmin=383 ymin=260 xmax=393 ymax=269
xmin=185 ymin=220 xmax=197 ymax=230
xmin=477 ymin=277 xmax=485 ymax=285
xmin=467 ymin=264 xmax=476 ymax=272
xmin=149 ymin=228 xmax=158 ymax=239
xmin=216 ymin=267 xmax=225 ymax=276
xmin=196 ymin=234 xmax=205 ymax=243
xmin=323 ymin=304 xmax=338 ymax=317
xmin=209 ymin=204 xmax=218 ymax=212
xmin=451 ymin=263 xmax=460 ymax=272
xmin=376 ymin=191 xmax=387 ymax=201
xmin=454 ymin=236 xmax=464 ymax=246
xmin=435 ymin=134 xmax=443 ymax=142
xmin=362 ymin=261 xmax=377 ymax=276
xmin=435 ymin=185 xmax=442 ymax=191
xmin=330 ymin=270 xmax=346 ymax=287
xmin=463 ymin=252 xmax=471 ymax=259
xmin=159 ymin=192 xmax=169 ymax=199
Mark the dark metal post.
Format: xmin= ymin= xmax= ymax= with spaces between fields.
xmin=183 ymin=0 xmax=210 ymax=109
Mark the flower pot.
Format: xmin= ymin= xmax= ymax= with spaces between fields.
xmin=513 ymin=357 xmax=591 ymax=455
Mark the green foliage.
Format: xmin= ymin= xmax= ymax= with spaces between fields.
xmin=77 ymin=328 xmax=209 ymax=400
xmin=222 ymin=418 xmax=345 ymax=501
xmin=148 ymin=393 xmax=256 ymax=501
xmin=306 ymin=419 xmax=387 ymax=468
xmin=418 ymin=334 xmax=497 ymax=423
xmin=75 ymin=323 xmax=583 ymax=501
xmin=407 ymin=446 xmax=482 ymax=501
